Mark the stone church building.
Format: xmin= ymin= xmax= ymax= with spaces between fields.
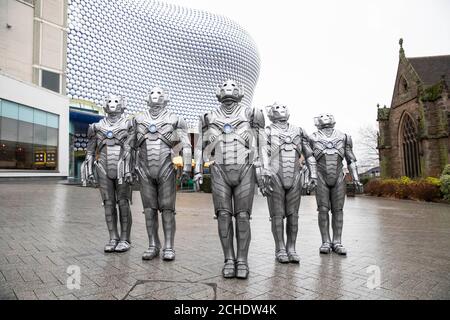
xmin=377 ymin=39 xmax=450 ymax=178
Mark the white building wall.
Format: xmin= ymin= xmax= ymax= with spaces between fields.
xmin=0 ymin=0 xmax=34 ymax=83
xmin=0 ymin=72 xmax=69 ymax=177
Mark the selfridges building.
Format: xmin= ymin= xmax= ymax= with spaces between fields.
xmin=66 ymin=0 xmax=261 ymax=129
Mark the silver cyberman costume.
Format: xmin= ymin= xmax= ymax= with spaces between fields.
xmin=260 ymin=103 xmax=317 ymax=263
xmin=82 ymin=95 xmax=133 ymax=253
xmin=309 ymin=114 xmax=363 ymax=255
xmin=194 ymin=80 xmax=265 ymax=279
xmin=127 ymin=87 xmax=192 ymax=261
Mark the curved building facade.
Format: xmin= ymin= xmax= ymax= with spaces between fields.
xmin=66 ymin=0 xmax=260 ymax=128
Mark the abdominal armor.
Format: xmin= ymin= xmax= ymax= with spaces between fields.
xmin=203 ymin=104 xmax=256 ymax=215
xmin=266 ymin=123 xmax=304 ymax=217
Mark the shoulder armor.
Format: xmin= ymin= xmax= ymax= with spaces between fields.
xmin=177 ymin=116 xmax=188 ymax=130
xmin=134 ymin=113 xmax=145 ymax=123
xmin=346 ymin=134 xmax=353 ymax=147
xmin=299 ymin=127 xmax=309 ymax=138
xmin=202 ymin=112 xmax=211 ymax=127
xmin=251 ymin=108 xmax=265 ymax=129
xmin=87 ymin=123 xmax=96 ymax=138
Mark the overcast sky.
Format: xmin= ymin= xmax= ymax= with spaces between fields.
xmin=165 ymin=0 xmax=450 ymax=164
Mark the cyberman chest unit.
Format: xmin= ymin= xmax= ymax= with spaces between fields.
xmin=266 ymin=123 xmax=306 ymax=189
xmin=90 ymin=117 xmax=131 ymax=180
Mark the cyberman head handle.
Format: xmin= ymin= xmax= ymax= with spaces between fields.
xmin=314 ymin=113 xmax=336 ymax=129
xmin=216 ymin=79 xmax=244 ymax=105
xmin=103 ymin=95 xmax=126 ymax=115
xmin=266 ymin=103 xmax=290 ymax=122
xmin=147 ymin=86 xmax=170 ymax=113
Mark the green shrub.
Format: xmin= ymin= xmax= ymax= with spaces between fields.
xmin=364 ymin=177 xmax=442 ymax=202
xmin=200 ymin=174 xmax=212 ymax=193
xmin=442 ymin=164 xmax=450 ymax=176
xmin=411 ymin=179 xmax=441 ymax=202
xmin=360 ymin=176 xmax=372 ymax=186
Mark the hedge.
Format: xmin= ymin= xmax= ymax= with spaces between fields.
xmin=440 ymin=164 xmax=450 ymax=201
xmin=364 ymin=176 xmax=441 ymax=202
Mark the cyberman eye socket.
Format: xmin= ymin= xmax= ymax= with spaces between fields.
xmin=231 ymin=83 xmax=235 ymax=87
xmin=223 ymin=83 xmax=227 ymax=86
xmin=276 ymin=106 xmax=280 ymax=109
xmin=150 ymin=91 xmax=154 ymax=94
xmin=108 ymin=100 xmax=111 ymax=103
xmin=157 ymin=92 xmax=161 ymax=94
xmin=115 ymin=100 xmax=118 ymax=103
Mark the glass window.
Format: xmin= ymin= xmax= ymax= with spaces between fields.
xmin=41 ymin=70 xmax=60 ymax=93
xmin=46 ymin=127 xmax=58 ymax=146
xmin=19 ymin=105 xmax=34 ymax=123
xmin=33 ymin=124 xmax=47 ymax=145
xmin=34 ymin=109 xmax=47 ymax=126
xmin=15 ymin=143 xmax=33 ymax=169
xmin=46 ymin=113 xmax=59 ymax=128
xmin=0 ymin=140 xmax=17 ymax=169
xmin=32 ymin=145 xmax=46 ymax=170
xmin=0 ymin=99 xmax=59 ymax=171
xmin=1 ymin=117 xmax=18 ymax=142
xmin=1 ymin=100 xmax=19 ymax=119
xmin=18 ymin=121 xmax=33 ymax=144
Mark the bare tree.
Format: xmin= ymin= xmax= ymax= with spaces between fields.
xmin=354 ymin=124 xmax=379 ymax=172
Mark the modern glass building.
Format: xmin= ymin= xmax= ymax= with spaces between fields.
xmin=0 ymin=0 xmax=69 ymax=179
xmin=0 ymin=0 xmax=260 ymax=179
xmin=0 ymin=99 xmax=59 ymax=170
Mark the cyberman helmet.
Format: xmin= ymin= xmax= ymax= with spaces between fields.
xmin=216 ymin=79 xmax=244 ymax=104
xmin=147 ymin=86 xmax=169 ymax=115
xmin=314 ymin=113 xmax=336 ymax=129
xmin=103 ymin=95 xmax=126 ymax=115
xmin=266 ymin=102 xmax=290 ymax=122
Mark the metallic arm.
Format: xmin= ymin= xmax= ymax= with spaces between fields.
xmin=300 ymin=128 xmax=317 ymax=180
xmin=176 ymin=116 xmax=192 ymax=173
xmin=251 ymin=109 xmax=273 ymax=196
xmin=81 ymin=124 xmax=97 ymax=186
xmin=260 ymin=127 xmax=271 ymax=171
xmin=344 ymin=134 xmax=360 ymax=183
xmin=250 ymin=108 xmax=265 ymax=165
xmin=119 ymin=118 xmax=135 ymax=184
xmin=194 ymin=115 xmax=205 ymax=175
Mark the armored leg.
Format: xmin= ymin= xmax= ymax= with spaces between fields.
xmin=286 ymin=214 xmax=300 ymax=263
xmin=316 ymin=174 xmax=332 ymax=254
xmin=161 ymin=210 xmax=176 ymax=261
xmin=140 ymin=176 xmax=161 ymax=260
xmin=142 ymin=208 xmax=161 ymax=260
xmin=267 ymin=174 xmax=288 ymax=263
xmin=285 ymin=175 xmax=302 ymax=263
xmin=318 ymin=206 xmax=332 ymax=254
xmin=156 ymin=167 xmax=177 ymax=261
xmin=235 ymin=211 xmax=251 ymax=279
xmin=217 ymin=210 xmax=235 ymax=278
xmin=233 ymin=165 xmax=255 ymax=278
xmin=114 ymin=182 xmax=132 ymax=252
xmin=115 ymin=199 xmax=132 ymax=252
xmin=210 ymin=164 xmax=236 ymax=278
xmin=271 ymin=216 xmax=288 ymax=263
xmin=331 ymin=179 xmax=347 ymax=255
xmin=98 ymin=170 xmax=119 ymax=252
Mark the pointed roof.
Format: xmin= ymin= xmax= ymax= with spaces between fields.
xmin=407 ymin=55 xmax=450 ymax=87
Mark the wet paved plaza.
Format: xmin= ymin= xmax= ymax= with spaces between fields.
xmin=0 ymin=181 xmax=449 ymax=300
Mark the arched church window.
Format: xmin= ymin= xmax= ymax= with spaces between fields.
xmin=401 ymin=114 xmax=421 ymax=178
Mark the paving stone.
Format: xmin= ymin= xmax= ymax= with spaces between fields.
xmin=0 ymin=183 xmax=449 ymax=300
